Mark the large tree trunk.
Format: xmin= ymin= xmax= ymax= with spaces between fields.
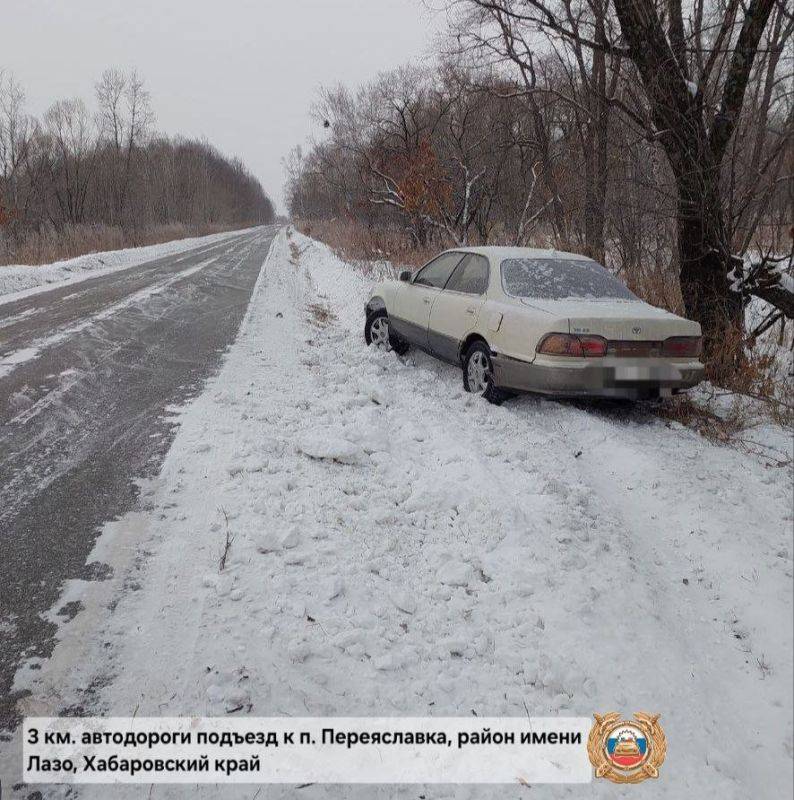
xmin=582 ymin=129 xmax=606 ymax=263
xmin=610 ymin=0 xmax=780 ymax=381
xmin=527 ymin=99 xmax=567 ymax=245
xmin=676 ymin=161 xmax=744 ymax=379
xmin=582 ymin=109 xmax=608 ymax=264
xmin=583 ymin=17 xmax=610 ymax=265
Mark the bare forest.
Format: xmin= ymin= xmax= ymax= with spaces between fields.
xmin=285 ymin=0 xmax=793 ymax=383
xmin=0 ymin=68 xmax=274 ymax=266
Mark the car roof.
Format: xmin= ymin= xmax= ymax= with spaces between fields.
xmin=445 ymin=246 xmax=594 ymax=262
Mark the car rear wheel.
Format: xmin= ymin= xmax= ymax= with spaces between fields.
xmin=462 ymin=341 xmax=510 ymax=405
xmin=364 ymin=309 xmax=409 ymax=355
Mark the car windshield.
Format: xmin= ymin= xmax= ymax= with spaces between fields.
xmin=501 ymin=257 xmax=637 ymax=301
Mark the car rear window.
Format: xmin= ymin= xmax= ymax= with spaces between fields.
xmin=501 ymin=257 xmax=637 ymax=300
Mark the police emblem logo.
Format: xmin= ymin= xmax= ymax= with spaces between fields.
xmin=588 ymin=712 xmax=666 ymax=784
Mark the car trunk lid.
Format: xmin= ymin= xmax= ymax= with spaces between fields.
xmin=520 ymin=298 xmax=700 ymax=341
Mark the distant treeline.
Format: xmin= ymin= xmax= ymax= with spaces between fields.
xmin=0 ymin=68 xmax=274 ymax=263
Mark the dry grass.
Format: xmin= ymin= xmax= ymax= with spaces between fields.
xmin=306 ymin=301 xmax=336 ymax=327
xmin=624 ymin=263 xmax=684 ymax=315
xmin=217 ymin=506 xmax=234 ymax=572
xmin=657 ymin=323 xmax=792 ymax=454
xmin=656 ymin=394 xmax=752 ymax=444
xmin=286 ymin=227 xmax=309 ymax=266
xmin=0 ymin=222 xmax=255 ymax=267
xmin=295 ymin=218 xmax=435 ymax=269
xmin=656 ymin=392 xmax=791 ymax=465
xmin=706 ymin=325 xmax=793 ymax=425
xmin=289 ymin=240 xmax=307 ymax=265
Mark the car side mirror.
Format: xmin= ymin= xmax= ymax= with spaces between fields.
xmin=399 ymin=270 xmax=412 ymax=282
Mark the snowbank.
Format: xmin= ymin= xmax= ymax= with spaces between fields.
xmin=0 ymin=227 xmax=255 ymax=304
xmin=7 ymin=227 xmax=792 ymax=799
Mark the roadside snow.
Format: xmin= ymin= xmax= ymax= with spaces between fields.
xmin=0 ymin=227 xmax=254 ymax=305
xmin=6 ymin=228 xmax=792 ymax=799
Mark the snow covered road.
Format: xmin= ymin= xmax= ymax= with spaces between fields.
xmin=0 ymin=226 xmax=277 ymax=732
xmin=1 ymin=228 xmax=791 ymax=798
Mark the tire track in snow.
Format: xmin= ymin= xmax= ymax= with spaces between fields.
xmin=0 ymin=256 xmax=220 ymax=380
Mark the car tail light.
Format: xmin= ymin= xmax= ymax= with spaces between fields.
xmin=537 ymin=333 xmax=607 ymax=357
xmin=662 ymin=336 xmax=702 ymax=358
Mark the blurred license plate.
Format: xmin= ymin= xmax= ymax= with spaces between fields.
xmin=614 ymin=365 xmax=681 ymax=381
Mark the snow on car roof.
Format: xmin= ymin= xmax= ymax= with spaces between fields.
xmin=445 ymin=246 xmax=595 ymax=262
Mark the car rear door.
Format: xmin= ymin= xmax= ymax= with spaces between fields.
xmin=427 ymin=254 xmax=489 ymax=362
xmin=391 ymin=252 xmax=464 ymax=349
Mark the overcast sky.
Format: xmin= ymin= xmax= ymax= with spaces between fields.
xmin=4 ymin=0 xmax=442 ymax=213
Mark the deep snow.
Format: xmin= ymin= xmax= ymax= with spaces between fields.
xmin=3 ymin=227 xmax=792 ymax=799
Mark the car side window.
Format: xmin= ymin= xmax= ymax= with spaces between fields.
xmin=444 ymin=254 xmax=489 ymax=294
xmin=412 ymin=252 xmax=464 ymax=288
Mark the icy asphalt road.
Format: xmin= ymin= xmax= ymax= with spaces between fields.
xmin=0 ymin=226 xmax=276 ymax=732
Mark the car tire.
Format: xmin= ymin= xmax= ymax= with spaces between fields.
xmin=365 ymin=309 xmax=409 ymax=355
xmin=462 ymin=341 xmax=510 ymax=405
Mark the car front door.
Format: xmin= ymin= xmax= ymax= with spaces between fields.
xmin=391 ymin=252 xmax=464 ymax=350
xmin=427 ymin=254 xmax=490 ymax=363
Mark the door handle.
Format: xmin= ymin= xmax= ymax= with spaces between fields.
xmin=423 ymin=297 xmax=431 ymax=304
xmin=466 ymin=307 xmax=476 ymax=314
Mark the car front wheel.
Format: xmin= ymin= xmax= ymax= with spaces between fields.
xmin=364 ymin=309 xmax=409 ymax=355
xmin=463 ymin=341 xmax=509 ymax=405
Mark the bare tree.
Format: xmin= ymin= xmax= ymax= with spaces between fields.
xmin=0 ymin=71 xmax=38 ymax=230
xmin=450 ymin=0 xmax=792 ymax=376
xmin=95 ymin=68 xmax=153 ymax=225
xmin=611 ymin=0 xmax=790 ymax=373
xmin=455 ymin=0 xmax=623 ymax=260
xmin=44 ymin=99 xmax=96 ymax=225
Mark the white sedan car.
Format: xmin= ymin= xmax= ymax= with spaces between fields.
xmin=364 ymin=246 xmax=705 ymax=403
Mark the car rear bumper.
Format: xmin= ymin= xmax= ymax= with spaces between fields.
xmin=492 ymin=354 xmax=705 ymax=399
